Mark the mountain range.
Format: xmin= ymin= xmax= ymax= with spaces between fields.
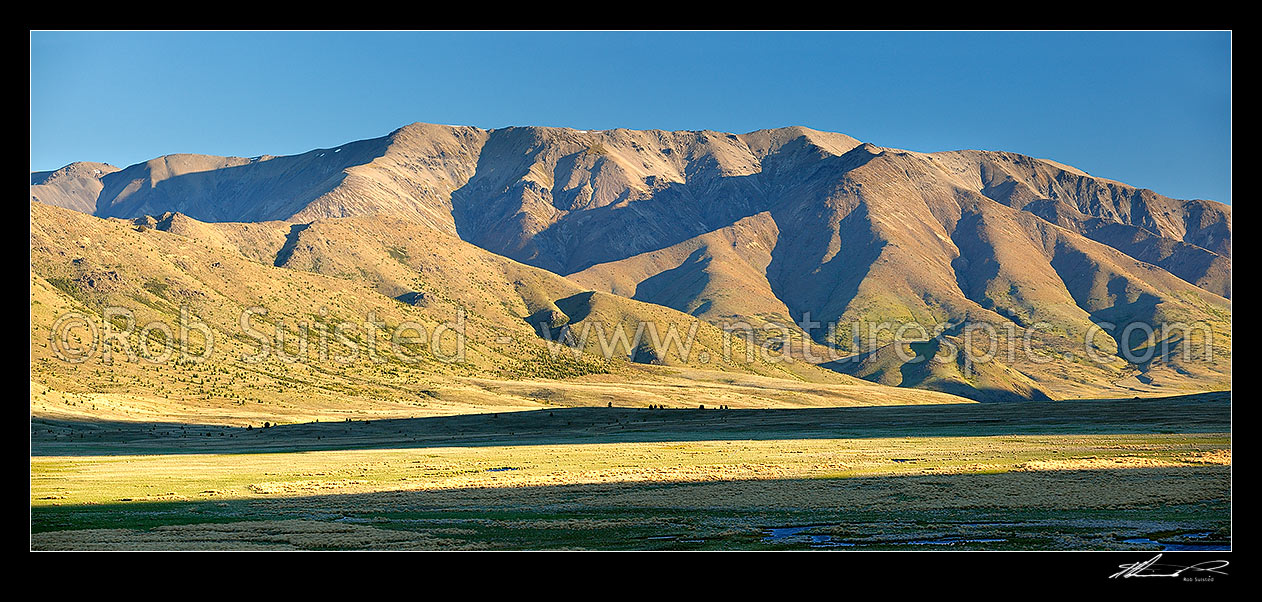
xmin=30 ymin=122 xmax=1231 ymax=402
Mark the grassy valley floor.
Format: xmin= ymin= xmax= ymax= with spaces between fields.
xmin=31 ymin=392 xmax=1230 ymax=550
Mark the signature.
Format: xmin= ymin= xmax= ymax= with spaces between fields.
xmin=1110 ymin=554 xmax=1229 ymax=579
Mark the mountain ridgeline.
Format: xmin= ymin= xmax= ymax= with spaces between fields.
xmin=31 ymin=122 xmax=1231 ymax=401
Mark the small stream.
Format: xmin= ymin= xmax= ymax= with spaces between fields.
xmin=763 ymin=526 xmax=855 ymax=547
xmin=1122 ymin=532 xmax=1229 ymax=551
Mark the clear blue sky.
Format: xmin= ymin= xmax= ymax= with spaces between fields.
xmin=31 ymin=31 xmax=1231 ymax=202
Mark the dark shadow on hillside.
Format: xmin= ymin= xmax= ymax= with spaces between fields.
xmin=523 ymin=292 xmax=599 ymax=346
xmin=898 ymin=339 xmax=935 ymax=388
xmin=552 ymin=291 xmax=596 ymax=324
xmin=273 ymin=223 xmax=311 ymax=267
xmin=30 ymin=391 xmax=1229 ymax=457
xmin=631 ymin=247 xmax=713 ymax=314
xmin=93 ymin=135 xmax=391 ymax=222
xmin=449 ymin=132 xmax=880 ymax=276
xmin=767 ymin=196 xmax=886 ymax=347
